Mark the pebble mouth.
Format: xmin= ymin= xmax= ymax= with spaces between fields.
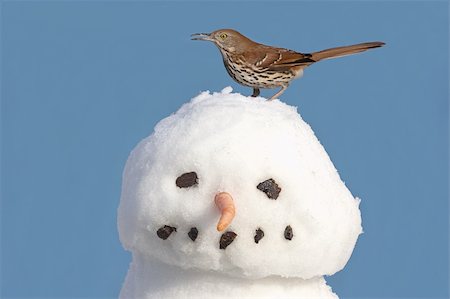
xmin=157 ymin=225 xmax=177 ymax=240
xmin=220 ymin=231 xmax=238 ymax=249
xmin=156 ymin=225 xmax=293 ymax=247
xmin=188 ymin=227 xmax=199 ymax=241
xmin=284 ymin=225 xmax=294 ymax=240
xmin=254 ymin=228 xmax=264 ymax=243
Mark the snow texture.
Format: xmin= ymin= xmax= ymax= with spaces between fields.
xmin=120 ymin=255 xmax=337 ymax=299
xmin=118 ymin=87 xmax=362 ymax=298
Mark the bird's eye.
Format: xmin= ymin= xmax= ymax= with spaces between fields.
xmin=176 ymin=172 xmax=198 ymax=188
xmin=219 ymin=33 xmax=227 ymax=40
xmin=257 ymin=178 xmax=281 ymax=199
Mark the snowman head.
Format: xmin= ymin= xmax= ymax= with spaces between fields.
xmin=118 ymin=88 xmax=362 ymax=279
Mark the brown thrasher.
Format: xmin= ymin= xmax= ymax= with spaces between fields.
xmin=192 ymin=29 xmax=384 ymax=100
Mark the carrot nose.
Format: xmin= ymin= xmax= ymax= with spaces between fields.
xmin=215 ymin=192 xmax=236 ymax=232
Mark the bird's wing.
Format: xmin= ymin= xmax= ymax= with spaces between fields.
xmin=243 ymin=46 xmax=316 ymax=71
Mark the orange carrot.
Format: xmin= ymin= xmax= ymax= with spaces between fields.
xmin=215 ymin=192 xmax=235 ymax=232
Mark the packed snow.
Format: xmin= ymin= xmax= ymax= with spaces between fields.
xmin=118 ymin=87 xmax=362 ymax=298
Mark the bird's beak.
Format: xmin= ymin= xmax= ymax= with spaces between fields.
xmin=191 ymin=32 xmax=213 ymax=42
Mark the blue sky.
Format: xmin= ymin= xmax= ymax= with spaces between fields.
xmin=1 ymin=1 xmax=448 ymax=298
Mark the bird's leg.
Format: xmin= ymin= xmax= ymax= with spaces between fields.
xmin=269 ymin=84 xmax=289 ymax=100
xmin=251 ymin=88 xmax=260 ymax=97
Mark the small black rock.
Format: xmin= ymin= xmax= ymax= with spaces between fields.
xmin=257 ymin=178 xmax=281 ymax=199
xmin=188 ymin=227 xmax=198 ymax=241
xmin=284 ymin=225 xmax=293 ymax=240
xmin=219 ymin=231 xmax=237 ymax=249
xmin=254 ymin=228 xmax=264 ymax=244
xmin=176 ymin=172 xmax=198 ymax=188
xmin=157 ymin=225 xmax=176 ymax=240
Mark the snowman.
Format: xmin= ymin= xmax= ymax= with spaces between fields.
xmin=118 ymin=87 xmax=362 ymax=298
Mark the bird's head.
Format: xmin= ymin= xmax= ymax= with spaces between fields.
xmin=191 ymin=29 xmax=252 ymax=53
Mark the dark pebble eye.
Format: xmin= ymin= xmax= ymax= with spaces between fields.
xmin=188 ymin=227 xmax=198 ymax=241
xmin=254 ymin=228 xmax=264 ymax=244
xmin=157 ymin=225 xmax=177 ymax=240
xmin=257 ymin=178 xmax=281 ymax=199
xmin=219 ymin=231 xmax=237 ymax=249
xmin=284 ymin=225 xmax=293 ymax=240
xmin=176 ymin=172 xmax=198 ymax=188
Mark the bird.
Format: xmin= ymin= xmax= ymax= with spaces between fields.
xmin=191 ymin=29 xmax=385 ymax=100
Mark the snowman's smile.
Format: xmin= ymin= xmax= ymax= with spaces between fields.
xmin=156 ymin=225 xmax=294 ymax=249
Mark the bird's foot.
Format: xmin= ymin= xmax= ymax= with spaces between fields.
xmin=251 ymin=88 xmax=260 ymax=97
xmin=269 ymin=85 xmax=288 ymax=101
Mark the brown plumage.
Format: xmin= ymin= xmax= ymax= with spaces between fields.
xmin=192 ymin=29 xmax=385 ymax=100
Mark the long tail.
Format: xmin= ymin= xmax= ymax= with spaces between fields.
xmin=311 ymin=41 xmax=385 ymax=62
